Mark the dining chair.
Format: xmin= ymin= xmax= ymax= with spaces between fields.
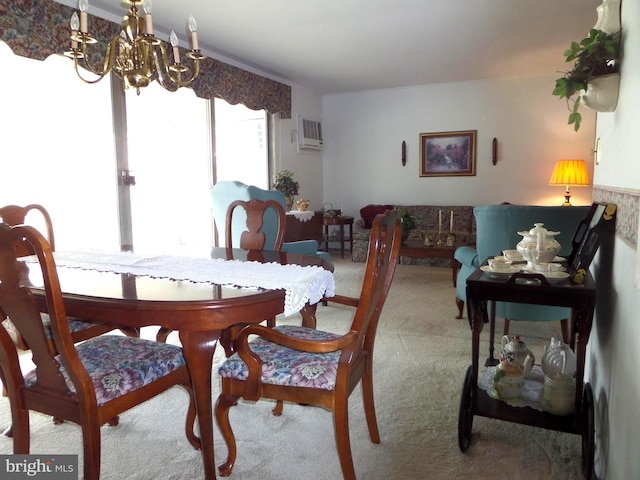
xmin=156 ymin=198 xmax=287 ymax=347
xmin=210 ymin=180 xmax=331 ymax=262
xmin=225 ymin=198 xmax=287 ymax=251
xmin=214 ymin=209 xmax=402 ymax=480
xmin=0 ymin=204 xmax=137 ymax=352
xmin=0 ymin=223 xmax=199 ymax=480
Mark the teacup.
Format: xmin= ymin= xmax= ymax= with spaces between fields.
xmin=502 ymin=249 xmax=522 ymax=261
xmin=488 ymin=257 xmax=513 ymax=271
xmin=534 ymin=262 xmax=564 ymax=273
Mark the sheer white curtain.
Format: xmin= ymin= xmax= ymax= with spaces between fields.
xmin=214 ymin=99 xmax=269 ymax=189
xmin=125 ymin=83 xmax=213 ymax=255
xmin=0 ymin=42 xmax=119 ymax=251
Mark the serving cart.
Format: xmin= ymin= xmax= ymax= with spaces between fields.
xmin=457 ymin=202 xmax=617 ymax=480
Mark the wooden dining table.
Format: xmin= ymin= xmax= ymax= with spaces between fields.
xmin=26 ymin=247 xmax=334 ymax=480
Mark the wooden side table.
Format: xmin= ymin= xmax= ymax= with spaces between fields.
xmin=323 ymin=215 xmax=354 ymax=259
xmin=398 ymin=239 xmax=461 ymax=287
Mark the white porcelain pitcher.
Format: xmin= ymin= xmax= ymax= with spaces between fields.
xmin=541 ymin=337 xmax=577 ymax=377
xmin=516 ymin=223 xmax=561 ymax=268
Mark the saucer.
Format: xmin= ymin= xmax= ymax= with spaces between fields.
xmin=519 ymin=269 xmax=570 ymax=282
xmin=542 ymin=271 xmax=570 ymax=282
xmin=480 ymin=265 xmax=520 ymax=276
xmin=533 ymin=264 xmax=567 ymax=273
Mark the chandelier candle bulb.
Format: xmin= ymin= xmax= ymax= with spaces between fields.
xmin=170 ymin=31 xmax=180 ymax=64
xmin=143 ymin=0 xmax=153 ymax=35
xmin=70 ymin=13 xmax=79 ymax=48
xmin=188 ymin=15 xmax=199 ymax=50
xmin=79 ymin=0 xmax=88 ymax=33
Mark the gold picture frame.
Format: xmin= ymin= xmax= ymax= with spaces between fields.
xmin=419 ymin=130 xmax=477 ymax=177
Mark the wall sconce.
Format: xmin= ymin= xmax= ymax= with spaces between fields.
xmin=549 ymin=159 xmax=590 ymax=206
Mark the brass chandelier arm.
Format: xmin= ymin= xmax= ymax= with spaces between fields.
xmin=152 ymin=43 xmax=202 ymax=91
xmin=71 ymin=35 xmax=120 ymax=85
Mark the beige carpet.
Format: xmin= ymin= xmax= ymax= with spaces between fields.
xmin=0 ymin=256 xmax=584 ymax=479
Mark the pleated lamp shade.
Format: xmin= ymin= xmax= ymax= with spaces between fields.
xmin=549 ymin=159 xmax=589 ymax=206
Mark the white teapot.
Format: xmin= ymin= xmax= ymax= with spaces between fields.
xmin=516 ymin=223 xmax=561 ymax=268
xmin=501 ymin=335 xmax=534 ymax=377
xmin=541 ymin=337 xmax=577 ymax=377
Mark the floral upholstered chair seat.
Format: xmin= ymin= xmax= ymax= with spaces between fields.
xmin=219 ymin=325 xmax=342 ymax=390
xmin=41 ymin=313 xmax=104 ymax=339
xmin=24 ymin=336 xmax=186 ymax=405
xmin=1 ymin=313 xmax=106 ymax=346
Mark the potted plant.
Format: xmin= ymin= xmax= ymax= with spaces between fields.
xmin=552 ymin=28 xmax=621 ymax=131
xmin=273 ymin=170 xmax=299 ymax=210
xmin=397 ymin=208 xmax=415 ymax=243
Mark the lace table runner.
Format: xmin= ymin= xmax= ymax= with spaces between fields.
xmin=33 ymin=251 xmax=335 ymax=317
xmin=286 ymin=211 xmax=314 ymax=222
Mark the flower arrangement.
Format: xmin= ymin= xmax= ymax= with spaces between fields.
xmin=273 ymin=170 xmax=299 ymax=197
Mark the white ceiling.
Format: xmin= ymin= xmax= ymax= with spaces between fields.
xmin=60 ymin=0 xmax=603 ymax=94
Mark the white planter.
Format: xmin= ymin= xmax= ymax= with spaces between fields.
xmin=581 ymin=73 xmax=620 ymax=112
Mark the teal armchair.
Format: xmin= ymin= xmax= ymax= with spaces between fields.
xmin=210 ymin=181 xmax=331 ymax=262
xmin=455 ymin=204 xmax=590 ymax=339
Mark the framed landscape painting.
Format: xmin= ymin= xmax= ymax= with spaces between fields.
xmin=419 ymin=130 xmax=477 ymax=177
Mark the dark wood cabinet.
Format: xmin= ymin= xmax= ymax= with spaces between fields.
xmin=284 ymin=210 xmax=324 ymax=244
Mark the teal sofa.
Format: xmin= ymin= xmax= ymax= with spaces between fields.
xmin=210 ymin=181 xmax=331 ymax=262
xmin=454 ymin=204 xmax=590 ymax=336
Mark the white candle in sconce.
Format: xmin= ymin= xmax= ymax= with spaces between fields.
xmin=438 ymin=210 xmax=442 ymax=232
xmin=450 ymin=211 xmax=454 ymax=232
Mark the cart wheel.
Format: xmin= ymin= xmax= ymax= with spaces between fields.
xmin=581 ymin=382 xmax=595 ymax=479
xmin=458 ymin=365 xmax=475 ymax=452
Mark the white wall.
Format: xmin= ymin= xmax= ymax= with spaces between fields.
xmin=321 ymin=76 xmax=596 ymax=217
xmin=272 ymin=85 xmax=325 ymax=210
xmin=587 ymin=0 xmax=640 ymax=478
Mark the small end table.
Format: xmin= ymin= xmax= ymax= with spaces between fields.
xmin=323 ymin=215 xmax=354 ymax=259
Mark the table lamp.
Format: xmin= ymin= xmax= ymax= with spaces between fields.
xmin=549 ymin=159 xmax=589 ymax=206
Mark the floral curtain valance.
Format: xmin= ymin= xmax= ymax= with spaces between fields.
xmin=0 ymin=0 xmax=291 ymax=118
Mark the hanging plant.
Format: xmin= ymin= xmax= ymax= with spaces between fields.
xmin=552 ymin=28 xmax=621 ymax=131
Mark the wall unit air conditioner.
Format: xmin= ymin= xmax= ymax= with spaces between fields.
xmin=297 ymin=114 xmax=323 ymax=151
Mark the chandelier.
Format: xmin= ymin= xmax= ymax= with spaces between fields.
xmin=64 ymin=0 xmax=205 ymax=94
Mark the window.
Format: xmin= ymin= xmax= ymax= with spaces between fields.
xmin=125 ymin=82 xmax=212 ymax=255
xmin=0 ymin=42 xmax=119 ymax=251
xmin=0 ymin=43 xmax=271 ymax=254
xmin=214 ymin=98 xmax=269 ymax=189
